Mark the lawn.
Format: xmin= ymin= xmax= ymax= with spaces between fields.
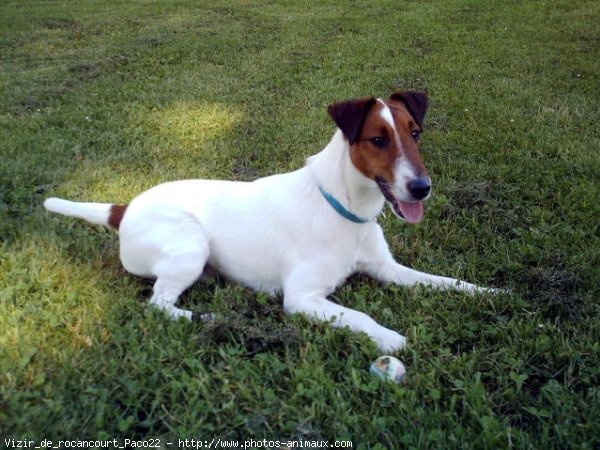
xmin=1 ymin=0 xmax=599 ymax=448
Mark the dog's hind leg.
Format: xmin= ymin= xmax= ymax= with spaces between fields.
xmin=120 ymin=212 xmax=210 ymax=320
xmin=148 ymin=247 xmax=208 ymax=320
xmin=150 ymin=225 xmax=211 ymax=320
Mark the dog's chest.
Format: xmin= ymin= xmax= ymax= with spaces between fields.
xmin=207 ymin=220 xmax=366 ymax=293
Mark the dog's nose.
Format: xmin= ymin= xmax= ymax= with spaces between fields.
xmin=407 ymin=177 xmax=431 ymax=200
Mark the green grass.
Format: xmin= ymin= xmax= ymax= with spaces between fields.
xmin=1 ymin=0 xmax=599 ymax=448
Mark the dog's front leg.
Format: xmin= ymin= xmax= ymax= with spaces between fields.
xmin=357 ymin=224 xmax=493 ymax=294
xmin=283 ymin=264 xmax=406 ymax=352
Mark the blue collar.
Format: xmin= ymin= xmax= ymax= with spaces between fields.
xmin=318 ymin=186 xmax=370 ymax=224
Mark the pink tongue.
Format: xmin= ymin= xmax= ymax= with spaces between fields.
xmin=398 ymin=201 xmax=424 ymax=224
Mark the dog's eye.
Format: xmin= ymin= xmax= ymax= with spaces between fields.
xmin=369 ymin=136 xmax=389 ymax=148
xmin=411 ymin=130 xmax=421 ymax=141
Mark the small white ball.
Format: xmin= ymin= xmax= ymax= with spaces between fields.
xmin=369 ymin=355 xmax=406 ymax=383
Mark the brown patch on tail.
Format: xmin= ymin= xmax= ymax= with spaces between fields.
xmin=108 ymin=204 xmax=128 ymax=230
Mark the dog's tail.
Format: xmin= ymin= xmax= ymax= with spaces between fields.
xmin=44 ymin=197 xmax=128 ymax=230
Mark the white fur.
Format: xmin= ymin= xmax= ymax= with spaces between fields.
xmin=44 ymin=126 xmax=493 ymax=352
xmin=378 ymin=99 xmax=396 ymax=129
xmin=392 ymin=157 xmax=421 ymax=200
xmin=43 ymin=198 xmax=112 ymax=226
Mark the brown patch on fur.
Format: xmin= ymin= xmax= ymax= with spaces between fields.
xmin=328 ymin=97 xmax=377 ymax=145
xmin=387 ymin=98 xmax=428 ymax=177
xmin=349 ymin=101 xmax=399 ymax=183
xmin=108 ymin=204 xmax=128 ymax=230
xmin=389 ymin=91 xmax=428 ymax=128
xmin=349 ymin=98 xmax=428 ymax=184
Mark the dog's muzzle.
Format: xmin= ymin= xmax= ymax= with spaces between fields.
xmin=375 ymin=177 xmax=426 ymax=224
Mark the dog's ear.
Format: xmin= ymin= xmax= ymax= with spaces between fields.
xmin=328 ymin=97 xmax=377 ymax=145
xmin=389 ymin=91 xmax=428 ymax=128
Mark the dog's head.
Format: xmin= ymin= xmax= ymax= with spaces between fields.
xmin=328 ymin=91 xmax=430 ymax=224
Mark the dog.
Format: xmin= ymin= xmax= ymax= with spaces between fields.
xmin=44 ymin=91 xmax=496 ymax=352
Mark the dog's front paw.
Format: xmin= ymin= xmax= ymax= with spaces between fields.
xmin=147 ymin=304 xmax=193 ymax=321
xmin=476 ymin=286 xmax=510 ymax=295
xmin=372 ymin=328 xmax=407 ymax=353
xmin=192 ymin=311 xmax=217 ymax=322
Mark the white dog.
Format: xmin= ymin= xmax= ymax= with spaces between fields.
xmin=45 ymin=91 xmax=494 ymax=352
